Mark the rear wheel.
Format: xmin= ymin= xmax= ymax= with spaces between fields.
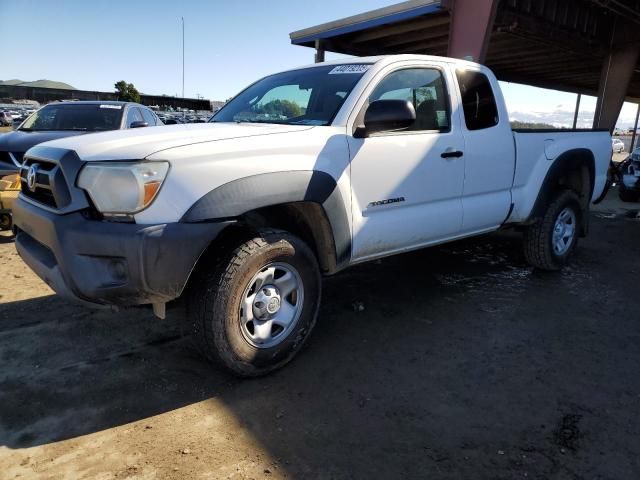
xmin=523 ymin=190 xmax=582 ymax=271
xmin=188 ymin=230 xmax=321 ymax=377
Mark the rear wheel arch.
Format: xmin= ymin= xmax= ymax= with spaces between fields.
xmin=529 ymin=149 xmax=595 ymax=235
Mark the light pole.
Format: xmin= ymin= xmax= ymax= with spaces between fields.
xmin=181 ymin=17 xmax=185 ymax=99
xmin=182 ymin=16 xmax=185 ymax=120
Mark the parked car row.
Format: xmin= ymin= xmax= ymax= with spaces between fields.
xmin=0 ymin=105 xmax=37 ymax=127
xmin=157 ymin=112 xmax=211 ymax=124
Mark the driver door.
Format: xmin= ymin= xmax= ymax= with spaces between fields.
xmin=348 ymin=64 xmax=465 ymax=261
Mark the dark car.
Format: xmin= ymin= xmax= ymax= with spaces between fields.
xmin=618 ymin=147 xmax=640 ymax=202
xmin=0 ymin=101 xmax=163 ymax=175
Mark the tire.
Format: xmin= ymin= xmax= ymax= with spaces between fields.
xmin=618 ymin=185 xmax=640 ymax=203
xmin=0 ymin=214 xmax=11 ymax=231
xmin=188 ymin=230 xmax=321 ymax=377
xmin=523 ymin=190 xmax=582 ymax=271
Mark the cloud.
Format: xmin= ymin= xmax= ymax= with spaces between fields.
xmin=509 ymin=103 xmax=638 ymax=129
xmin=509 ymin=105 xmax=595 ymax=128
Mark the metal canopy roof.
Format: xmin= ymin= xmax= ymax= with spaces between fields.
xmin=290 ymin=0 xmax=640 ymax=100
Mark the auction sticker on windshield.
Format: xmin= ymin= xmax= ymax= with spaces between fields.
xmin=100 ymin=105 xmax=122 ymax=109
xmin=329 ymin=65 xmax=371 ymax=75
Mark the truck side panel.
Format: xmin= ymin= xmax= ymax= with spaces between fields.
xmin=509 ymin=130 xmax=611 ymax=222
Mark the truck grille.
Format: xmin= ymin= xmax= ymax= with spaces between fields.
xmin=19 ymin=157 xmax=72 ymax=210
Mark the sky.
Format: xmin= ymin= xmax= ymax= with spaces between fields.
xmin=1 ymin=0 xmax=638 ymax=129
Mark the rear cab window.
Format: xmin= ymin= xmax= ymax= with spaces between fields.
xmin=455 ymin=70 xmax=499 ymax=130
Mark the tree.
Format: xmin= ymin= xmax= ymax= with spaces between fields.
xmin=257 ymin=99 xmax=303 ymax=118
xmin=510 ymin=120 xmax=557 ymax=130
xmin=114 ymin=81 xmax=141 ymax=103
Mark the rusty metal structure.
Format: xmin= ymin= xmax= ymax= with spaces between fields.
xmin=290 ymin=0 xmax=640 ymax=132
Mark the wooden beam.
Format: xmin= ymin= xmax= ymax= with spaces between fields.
xmin=349 ymin=14 xmax=450 ymax=44
xmin=375 ymin=24 xmax=450 ymax=48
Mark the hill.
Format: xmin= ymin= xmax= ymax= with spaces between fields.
xmin=0 ymin=79 xmax=25 ymax=86
xmin=0 ymin=79 xmax=76 ymax=90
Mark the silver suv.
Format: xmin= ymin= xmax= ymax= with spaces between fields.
xmin=0 ymin=112 xmax=13 ymax=127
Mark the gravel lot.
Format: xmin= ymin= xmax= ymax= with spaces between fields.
xmin=1 ymin=189 xmax=639 ymax=479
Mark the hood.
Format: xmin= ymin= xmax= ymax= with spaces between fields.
xmin=32 ymin=123 xmax=315 ymax=161
xmin=0 ymin=129 xmax=86 ymax=156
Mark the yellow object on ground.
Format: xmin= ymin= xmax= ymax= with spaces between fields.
xmin=0 ymin=174 xmax=20 ymax=229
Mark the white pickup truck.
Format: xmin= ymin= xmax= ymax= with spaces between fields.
xmin=13 ymin=55 xmax=611 ymax=376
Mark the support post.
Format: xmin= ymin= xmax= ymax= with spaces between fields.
xmin=445 ymin=0 xmax=498 ymax=63
xmin=631 ymin=103 xmax=640 ymax=152
xmin=572 ymin=94 xmax=582 ymax=129
xmin=315 ymin=39 xmax=325 ymax=64
xmin=593 ymin=29 xmax=640 ymax=132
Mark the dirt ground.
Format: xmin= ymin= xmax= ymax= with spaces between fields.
xmin=1 ymin=189 xmax=639 ymax=480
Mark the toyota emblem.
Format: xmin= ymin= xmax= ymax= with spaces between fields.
xmin=27 ymin=164 xmax=39 ymax=192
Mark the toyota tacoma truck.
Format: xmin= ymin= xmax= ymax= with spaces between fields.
xmin=12 ymin=55 xmax=611 ymax=376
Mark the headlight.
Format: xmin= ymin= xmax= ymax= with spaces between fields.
xmin=77 ymin=161 xmax=169 ymax=214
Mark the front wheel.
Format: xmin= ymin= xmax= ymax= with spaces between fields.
xmin=188 ymin=230 xmax=322 ymax=377
xmin=523 ymin=190 xmax=582 ymax=271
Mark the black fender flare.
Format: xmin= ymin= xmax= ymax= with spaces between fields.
xmin=181 ymin=171 xmax=351 ymax=267
xmin=529 ymin=149 xmax=595 ymax=228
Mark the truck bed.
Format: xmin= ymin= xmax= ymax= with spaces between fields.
xmin=509 ymin=129 xmax=612 ymax=223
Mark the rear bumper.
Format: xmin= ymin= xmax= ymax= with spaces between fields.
xmin=13 ymin=196 xmax=233 ymax=307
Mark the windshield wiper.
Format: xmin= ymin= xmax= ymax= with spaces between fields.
xmin=19 ymin=127 xmax=33 ymax=131
xmin=234 ymin=119 xmax=284 ymax=125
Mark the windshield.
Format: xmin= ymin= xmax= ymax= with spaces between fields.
xmin=20 ymin=104 xmax=124 ymax=132
xmin=211 ymin=64 xmax=371 ymax=126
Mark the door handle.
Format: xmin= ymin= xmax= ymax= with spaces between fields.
xmin=441 ymin=150 xmax=464 ymax=159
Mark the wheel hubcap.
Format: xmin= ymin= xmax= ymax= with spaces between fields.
xmin=552 ymin=207 xmax=576 ymax=256
xmin=239 ymin=263 xmax=304 ymax=349
xmin=253 ymin=286 xmax=282 ymax=319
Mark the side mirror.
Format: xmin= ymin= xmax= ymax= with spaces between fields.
xmin=354 ymin=100 xmax=416 ymax=138
xmin=129 ymin=121 xmax=149 ymax=129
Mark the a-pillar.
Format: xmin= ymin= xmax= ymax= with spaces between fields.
xmin=445 ymin=0 xmax=498 ymax=63
xmin=315 ymin=39 xmax=325 ymax=64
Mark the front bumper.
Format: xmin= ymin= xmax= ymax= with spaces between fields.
xmin=13 ymin=196 xmax=233 ymax=307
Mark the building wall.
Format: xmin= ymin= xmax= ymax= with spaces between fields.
xmin=0 ymin=85 xmax=210 ymax=110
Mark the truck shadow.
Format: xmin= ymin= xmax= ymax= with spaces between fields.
xmin=0 ymin=231 xmax=526 ymax=449
xmin=3 ymin=221 xmax=636 ymax=477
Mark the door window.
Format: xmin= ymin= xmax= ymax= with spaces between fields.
xmin=126 ymin=107 xmax=144 ymax=127
xmin=369 ymin=68 xmax=451 ymax=132
xmin=456 ymin=70 xmax=499 ymax=130
xmin=141 ymin=108 xmax=157 ymax=126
